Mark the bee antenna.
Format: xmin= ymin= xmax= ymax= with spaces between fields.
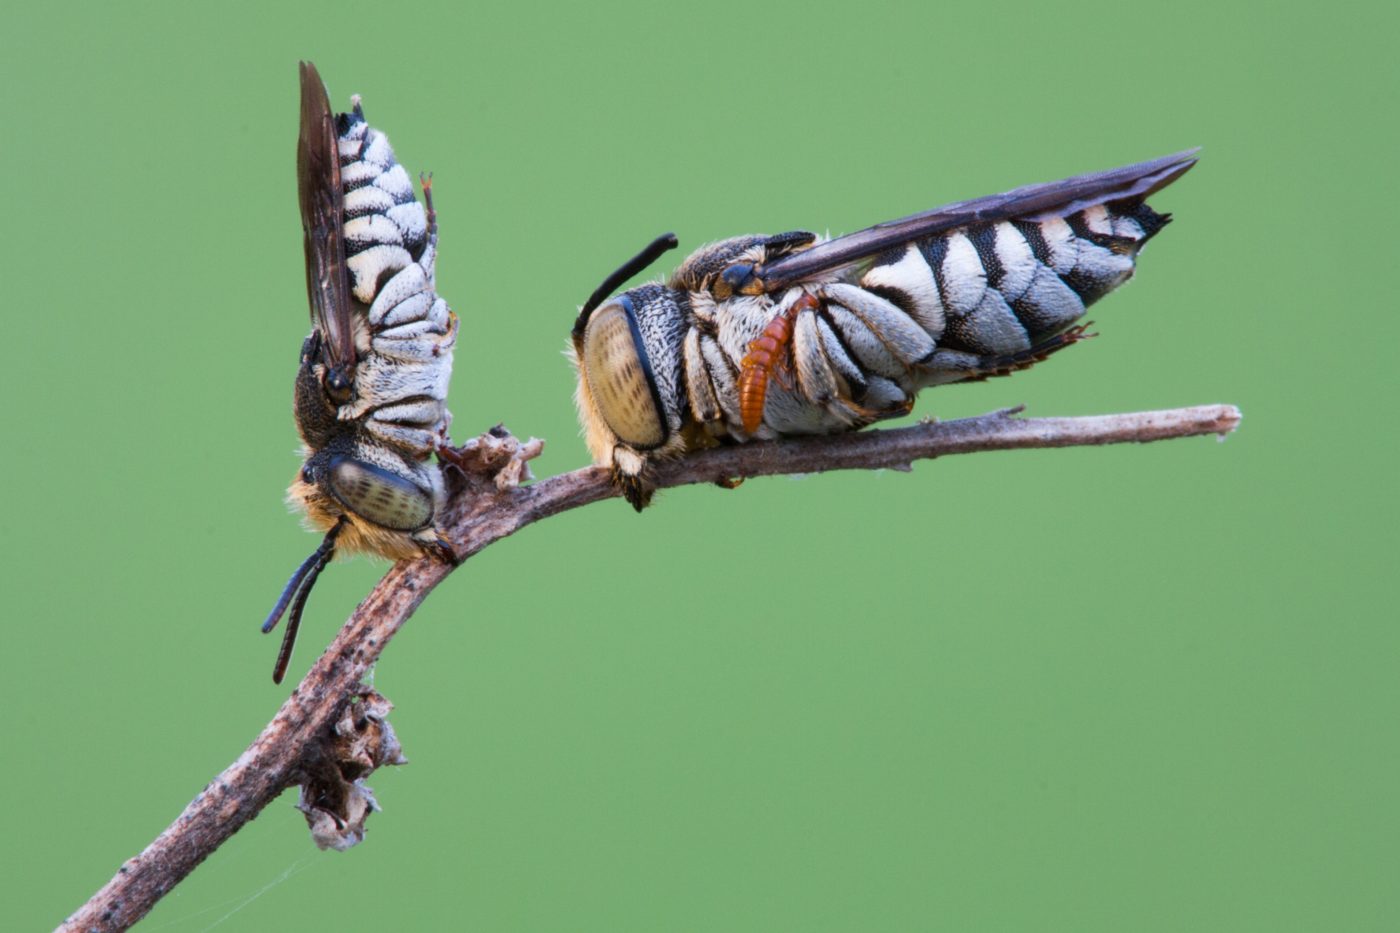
xmin=574 ymin=233 xmax=679 ymax=336
xmin=272 ymin=536 xmax=337 ymax=684
xmin=262 ymin=518 xmax=346 ymax=684
xmin=261 ymin=546 xmax=325 ymax=635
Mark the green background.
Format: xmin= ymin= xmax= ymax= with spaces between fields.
xmin=3 ymin=0 xmax=1395 ymax=929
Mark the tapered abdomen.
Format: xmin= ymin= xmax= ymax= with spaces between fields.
xmin=859 ymin=200 xmax=1169 ymax=381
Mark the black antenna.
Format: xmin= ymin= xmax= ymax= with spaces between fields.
xmin=272 ymin=538 xmax=336 ymax=684
xmin=261 ymin=543 xmax=327 ymax=635
xmin=573 ymin=233 xmax=679 ymax=337
xmin=262 ymin=517 xmax=346 ymax=684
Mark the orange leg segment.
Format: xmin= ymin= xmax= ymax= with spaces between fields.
xmin=737 ymin=293 xmax=821 ymax=434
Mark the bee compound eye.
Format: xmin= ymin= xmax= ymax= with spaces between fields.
xmin=301 ymin=464 xmax=315 ymax=484
xmin=325 ymin=457 xmax=433 ymax=531
xmin=581 ymin=298 xmax=668 ymax=450
xmin=719 ymin=263 xmax=755 ymax=293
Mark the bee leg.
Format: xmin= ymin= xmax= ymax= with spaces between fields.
xmin=834 ymin=375 xmax=915 ymax=424
xmin=770 ymin=355 xmax=796 ymax=392
xmin=613 ymin=469 xmax=654 ymax=512
xmin=434 ymin=440 xmax=472 ymax=474
xmin=991 ymin=323 xmax=1097 ymax=373
xmin=433 ymin=531 xmax=460 ymax=567
xmin=925 ymin=323 xmax=1097 ymax=384
xmin=714 ymin=476 xmax=744 ymax=491
xmin=611 ymin=446 xmax=654 ymax=512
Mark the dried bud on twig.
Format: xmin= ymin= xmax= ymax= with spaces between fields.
xmin=296 ymin=689 xmax=407 ymax=851
xmin=439 ymin=423 xmax=545 ymax=490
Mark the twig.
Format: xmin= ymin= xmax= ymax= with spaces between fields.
xmin=58 ymin=403 xmax=1240 ymax=932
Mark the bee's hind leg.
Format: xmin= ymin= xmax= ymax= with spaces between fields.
xmin=611 ymin=446 xmax=655 ymax=512
xmin=920 ymin=323 xmax=1097 ymax=385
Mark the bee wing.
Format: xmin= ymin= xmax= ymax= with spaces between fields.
xmin=297 ymin=61 xmax=356 ymax=371
xmin=757 ymin=149 xmax=1199 ymax=292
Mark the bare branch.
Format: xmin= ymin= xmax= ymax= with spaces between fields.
xmin=58 ymin=403 xmax=1239 ymax=932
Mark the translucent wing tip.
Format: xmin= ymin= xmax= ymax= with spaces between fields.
xmin=758 ymin=148 xmax=1203 ymax=290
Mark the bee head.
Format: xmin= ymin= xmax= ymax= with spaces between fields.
xmin=291 ymin=442 xmax=441 ymax=556
xmin=572 ymin=234 xmax=687 ymax=462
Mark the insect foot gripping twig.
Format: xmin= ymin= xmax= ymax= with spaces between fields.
xmin=295 ymin=689 xmax=407 ymax=851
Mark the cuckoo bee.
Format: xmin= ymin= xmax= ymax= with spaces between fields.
xmin=571 ymin=151 xmax=1197 ymax=510
xmin=261 ymin=62 xmax=458 ymax=683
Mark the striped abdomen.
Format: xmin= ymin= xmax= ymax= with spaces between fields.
xmin=860 ymin=200 xmax=1169 ymax=380
xmin=333 ymin=100 xmax=456 ymax=453
xmin=336 ymin=100 xmax=430 ymax=303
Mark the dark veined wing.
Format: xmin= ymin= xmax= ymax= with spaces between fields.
xmin=297 ymin=61 xmax=355 ymax=373
xmin=757 ymin=149 xmax=1199 ymax=292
